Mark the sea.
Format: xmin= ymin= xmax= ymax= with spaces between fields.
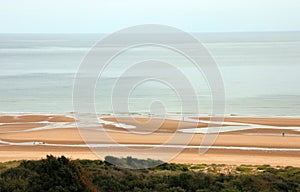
xmin=0 ymin=32 xmax=300 ymax=116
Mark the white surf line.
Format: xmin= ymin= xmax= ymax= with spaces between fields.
xmin=0 ymin=113 xmax=136 ymax=132
xmin=0 ymin=122 xmax=77 ymax=133
xmin=0 ymin=112 xmax=75 ymax=118
xmin=183 ymin=116 xmax=254 ymax=126
xmin=195 ymin=117 xmax=300 ymax=129
xmin=1 ymin=114 xmax=299 ymax=134
xmin=0 ymin=139 xmax=300 ymax=151
xmin=0 ymin=119 xmax=136 ymax=133
xmin=165 ymin=115 xmax=249 ymax=126
xmin=179 ymin=126 xmax=300 ymax=134
xmin=0 ymin=140 xmax=45 ymax=146
xmin=171 ymin=116 xmax=262 ymax=133
xmin=180 ymin=126 xmax=256 ymax=134
xmin=179 ymin=116 xmax=300 ymax=133
xmin=98 ymin=119 xmax=136 ymax=129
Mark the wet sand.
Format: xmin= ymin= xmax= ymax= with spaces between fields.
xmin=0 ymin=114 xmax=299 ymax=166
xmin=2 ymin=128 xmax=300 ymax=148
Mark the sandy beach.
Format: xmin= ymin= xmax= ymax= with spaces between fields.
xmin=0 ymin=114 xmax=299 ymax=166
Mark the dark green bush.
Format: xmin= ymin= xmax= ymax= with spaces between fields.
xmin=1 ymin=156 xmax=300 ymax=192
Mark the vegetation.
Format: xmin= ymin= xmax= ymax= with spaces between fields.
xmin=0 ymin=155 xmax=96 ymax=192
xmin=0 ymin=155 xmax=299 ymax=192
xmin=104 ymin=156 xmax=164 ymax=169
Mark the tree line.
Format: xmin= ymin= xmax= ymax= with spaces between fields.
xmin=0 ymin=155 xmax=299 ymax=192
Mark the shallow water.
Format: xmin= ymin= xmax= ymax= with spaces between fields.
xmin=0 ymin=33 xmax=300 ymax=116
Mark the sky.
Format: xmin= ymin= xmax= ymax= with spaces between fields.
xmin=0 ymin=0 xmax=299 ymax=33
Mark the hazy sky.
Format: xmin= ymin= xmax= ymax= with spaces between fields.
xmin=1 ymin=0 xmax=299 ymax=33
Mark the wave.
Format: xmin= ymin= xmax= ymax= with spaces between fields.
xmin=0 ymin=47 xmax=90 ymax=54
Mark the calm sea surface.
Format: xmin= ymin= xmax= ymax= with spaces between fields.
xmin=0 ymin=32 xmax=300 ymax=116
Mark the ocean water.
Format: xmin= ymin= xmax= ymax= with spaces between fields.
xmin=0 ymin=32 xmax=300 ymax=116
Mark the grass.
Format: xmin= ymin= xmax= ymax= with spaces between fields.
xmin=257 ymin=164 xmax=271 ymax=170
xmin=0 ymin=158 xmax=282 ymax=176
xmin=0 ymin=160 xmax=21 ymax=173
xmin=236 ymin=166 xmax=253 ymax=173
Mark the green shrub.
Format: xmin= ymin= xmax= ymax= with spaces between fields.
xmin=1 ymin=156 xmax=300 ymax=192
